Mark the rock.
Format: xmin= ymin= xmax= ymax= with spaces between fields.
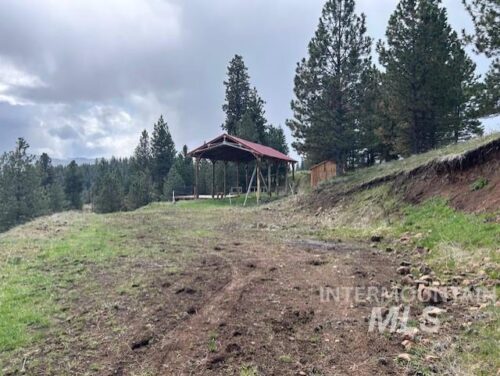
xmin=378 ymin=357 xmax=388 ymax=366
xmin=396 ymin=353 xmax=411 ymax=362
xmin=419 ymin=264 xmax=432 ymax=275
xmin=400 ymin=235 xmax=411 ymax=243
xmin=400 ymin=327 xmax=419 ymax=341
xmin=418 ymin=286 xmax=447 ymax=304
xmin=419 ymin=275 xmax=433 ymax=282
xmin=385 ymin=247 xmax=394 ymax=253
xmin=425 ymin=307 xmax=446 ymax=317
xmin=400 ymin=260 xmax=412 ymax=267
xmin=401 ymin=339 xmax=413 ymax=350
xmin=401 ymin=275 xmax=414 ymax=286
xmin=370 ymin=235 xmax=383 ymax=242
xmin=213 ymin=245 xmax=223 ymax=251
xmin=425 ymin=355 xmax=439 ymax=362
xmin=315 ymin=207 xmax=323 ymax=216
xmin=397 ymin=266 xmax=411 ymax=275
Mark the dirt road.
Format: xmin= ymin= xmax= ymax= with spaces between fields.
xmin=3 ymin=202 xmax=405 ymax=375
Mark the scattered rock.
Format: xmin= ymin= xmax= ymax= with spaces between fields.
xmin=400 ymin=260 xmax=412 ymax=267
xmin=186 ymin=306 xmax=196 ymax=315
xmin=397 ymin=266 xmax=411 ymax=275
xmin=401 ymin=275 xmax=414 ymax=286
xmin=175 ymin=287 xmax=197 ymax=295
xmin=225 ymin=343 xmax=241 ymax=354
xmin=378 ymin=357 xmax=388 ymax=366
xmin=425 ymin=307 xmax=446 ymax=317
xmin=419 ymin=264 xmax=432 ymax=275
xmin=418 ymin=286 xmax=446 ymax=304
xmin=213 ymin=245 xmax=223 ymax=251
xmin=401 ymin=339 xmax=413 ymax=350
xmin=385 ymin=247 xmax=394 ymax=253
xmin=425 ymin=355 xmax=439 ymax=362
xmin=396 ymin=353 xmax=411 ymax=362
xmin=400 ymin=327 xmax=419 ymax=341
xmin=370 ymin=235 xmax=383 ymax=242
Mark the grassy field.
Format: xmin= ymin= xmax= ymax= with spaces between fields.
xmin=0 ymin=136 xmax=498 ymax=374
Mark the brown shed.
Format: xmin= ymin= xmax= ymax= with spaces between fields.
xmin=310 ymin=160 xmax=336 ymax=188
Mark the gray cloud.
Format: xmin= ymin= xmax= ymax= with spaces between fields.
xmin=0 ymin=0 xmax=497 ymax=159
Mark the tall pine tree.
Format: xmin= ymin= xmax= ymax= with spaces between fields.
xmin=378 ymin=0 xmax=482 ymax=155
xmin=64 ymin=160 xmax=84 ymax=210
xmin=286 ymin=0 xmax=372 ymax=173
xmin=222 ymin=55 xmax=251 ymax=135
xmin=151 ymin=115 xmax=176 ymax=194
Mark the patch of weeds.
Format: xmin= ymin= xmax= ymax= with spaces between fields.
xmin=470 ymin=177 xmax=489 ymax=191
xmin=240 ymin=365 xmax=259 ymax=376
xmin=208 ymin=331 xmax=218 ymax=353
xmin=278 ymin=354 xmax=293 ymax=363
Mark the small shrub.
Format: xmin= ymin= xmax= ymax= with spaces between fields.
xmin=470 ymin=177 xmax=489 ymax=191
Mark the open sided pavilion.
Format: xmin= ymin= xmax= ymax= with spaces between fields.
xmin=188 ymin=133 xmax=297 ymax=204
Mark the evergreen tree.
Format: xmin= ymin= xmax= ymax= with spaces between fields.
xmin=126 ymin=170 xmax=153 ymax=210
xmin=163 ymin=166 xmax=185 ymax=200
xmin=64 ymin=160 xmax=84 ymax=210
xmin=463 ymin=0 xmax=499 ymax=57
xmin=266 ymin=125 xmax=289 ymax=155
xmin=134 ymin=130 xmax=152 ymax=171
xmin=236 ymin=111 xmax=260 ymax=142
xmin=286 ymin=0 xmax=372 ymax=173
xmin=175 ymin=145 xmax=194 ymax=189
xmin=222 ymin=54 xmax=251 ymax=135
xmin=93 ymin=171 xmax=124 ymax=213
xmin=0 ymin=138 xmax=44 ymax=230
xmin=463 ymin=0 xmax=499 ymax=116
xmin=151 ymin=115 xmax=176 ymax=194
xmin=242 ymin=88 xmax=268 ymax=143
xmin=377 ymin=0 xmax=482 ymax=155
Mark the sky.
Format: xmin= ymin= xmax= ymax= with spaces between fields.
xmin=0 ymin=0 xmax=498 ymax=159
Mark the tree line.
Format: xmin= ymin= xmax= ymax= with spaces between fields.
xmin=286 ymin=0 xmax=499 ymax=173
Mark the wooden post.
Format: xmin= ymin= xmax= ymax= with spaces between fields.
xmin=275 ymin=162 xmax=279 ymax=196
xmin=223 ymin=161 xmax=227 ymax=197
xmin=256 ymin=158 xmax=261 ymax=204
xmin=194 ymin=157 xmax=200 ymax=199
xmin=211 ymin=160 xmax=216 ymax=199
xmin=245 ymin=164 xmax=249 ymax=192
xmin=267 ymin=162 xmax=272 ymax=197
xmin=292 ymin=162 xmax=295 ymax=181
xmin=285 ymin=162 xmax=289 ymax=195
xmin=236 ymin=162 xmax=240 ymax=196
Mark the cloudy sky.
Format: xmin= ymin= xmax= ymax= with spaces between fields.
xmin=0 ymin=0 xmax=497 ymax=159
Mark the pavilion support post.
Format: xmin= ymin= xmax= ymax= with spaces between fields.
xmin=275 ymin=162 xmax=279 ymax=196
xmin=223 ymin=161 xmax=227 ymax=197
xmin=243 ymin=165 xmax=256 ymax=206
xmin=267 ymin=162 xmax=272 ymax=198
xmin=194 ymin=157 xmax=200 ymax=199
xmin=211 ymin=160 xmax=216 ymax=199
xmin=256 ymin=158 xmax=261 ymax=204
xmin=292 ymin=163 xmax=295 ymax=181
xmin=245 ymin=164 xmax=249 ymax=192
xmin=285 ymin=162 xmax=289 ymax=195
xmin=236 ymin=162 xmax=240 ymax=196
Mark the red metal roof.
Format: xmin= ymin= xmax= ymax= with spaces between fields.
xmin=189 ymin=133 xmax=297 ymax=163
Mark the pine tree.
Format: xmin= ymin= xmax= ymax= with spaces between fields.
xmin=126 ymin=171 xmax=153 ymax=210
xmin=0 ymin=138 xmax=44 ymax=230
xmin=286 ymin=0 xmax=372 ymax=173
xmin=463 ymin=0 xmax=499 ymax=116
xmin=243 ymin=88 xmax=268 ymax=143
xmin=378 ymin=0 xmax=482 ymax=155
xmin=266 ymin=125 xmax=289 ymax=155
xmin=134 ymin=130 xmax=152 ymax=171
xmin=151 ymin=115 xmax=176 ymax=194
xmin=64 ymin=160 xmax=84 ymax=210
xmin=236 ymin=111 xmax=259 ymax=142
xmin=163 ymin=166 xmax=185 ymax=200
xmin=222 ymin=55 xmax=251 ymax=135
xmin=93 ymin=172 xmax=124 ymax=213
xmin=463 ymin=0 xmax=499 ymax=57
